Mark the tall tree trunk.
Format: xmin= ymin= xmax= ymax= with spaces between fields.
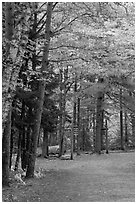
xmin=14 ymin=132 xmax=22 ymax=171
xmin=82 ymin=124 xmax=85 ymax=151
xmin=95 ymin=92 xmax=104 ymax=154
xmin=26 ymin=125 xmax=32 ymax=167
xmin=120 ymin=88 xmax=124 ymax=150
xmin=73 ymin=75 xmax=77 ymax=152
xmin=9 ymin=128 xmax=13 ymax=169
xmin=20 ymin=101 xmax=27 ymax=170
xmin=101 ymin=109 xmax=104 ymax=150
xmin=124 ymin=110 xmax=128 ymax=148
xmin=105 ymin=119 xmax=109 ymax=154
xmin=2 ymin=2 xmax=14 ymax=187
xmin=70 ymin=121 xmax=74 ymax=160
xmin=2 ymin=110 xmax=11 ymax=186
xmin=26 ymin=3 xmax=53 ymax=178
xmin=131 ymin=113 xmax=135 ymax=147
xmin=73 ymin=101 xmax=77 ymax=152
xmin=3 ymin=3 xmax=29 ymax=126
xmin=92 ymin=109 xmax=96 ymax=152
xmin=59 ymin=69 xmax=63 ymax=157
xmin=77 ymin=97 xmax=80 ymax=155
xmin=21 ymin=126 xmax=27 ymax=170
xmin=131 ymin=113 xmax=135 ymax=137
xmin=59 ymin=68 xmax=67 ymax=157
xmin=71 ymin=76 xmax=77 ymax=158
xmin=42 ymin=129 xmax=49 ymax=158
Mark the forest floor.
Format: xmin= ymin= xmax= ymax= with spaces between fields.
xmin=2 ymin=151 xmax=135 ymax=202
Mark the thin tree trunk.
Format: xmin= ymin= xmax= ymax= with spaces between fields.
xmin=124 ymin=110 xmax=128 ymax=148
xmin=73 ymin=101 xmax=77 ymax=151
xmin=101 ymin=109 xmax=104 ymax=150
xmin=95 ymin=92 xmax=103 ymax=154
xmin=71 ymin=76 xmax=77 ymax=158
xmin=120 ymin=88 xmax=124 ymax=150
xmin=92 ymin=109 xmax=96 ymax=152
xmin=82 ymin=124 xmax=85 ymax=151
xmin=59 ymin=68 xmax=67 ymax=157
xmin=14 ymin=132 xmax=22 ymax=171
xmin=21 ymin=126 xmax=27 ymax=170
xmin=105 ymin=119 xmax=109 ymax=154
xmin=2 ymin=2 xmax=14 ymax=186
xmin=2 ymin=110 xmax=11 ymax=186
xmin=9 ymin=128 xmax=13 ymax=169
xmin=59 ymin=69 xmax=63 ymax=157
xmin=42 ymin=129 xmax=49 ymax=158
xmin=26 ymin=3 xmax=53 ymax=178
xmin=131 ymin=113 xmax=135 ymax=138
xmin=73 ymin=75 xmax=77 ymax=152
xmin=20 ymin=101 xmax=27 ymax=170
xmin=95 ymin=78 xmax=104 ymax=154
xmin=26 ymin=125 xmax=32 ymax=167
xmin=77 ymin=97 xmax=80 ymax=155
xmin=70 ymin=121 xmax=74 ymax=160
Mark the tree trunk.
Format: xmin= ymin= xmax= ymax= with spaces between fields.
xmin=70 ymin=121 xmax=74 ymax=160
xmin=131 ymin=113 xmax=135 ymax=137
xmin=92 ymin=109 xmax=96 ymax=152
xmin=105 ymin=119 xmax=109 ymax=154
xmin=2 ymin=110 xmax=11 ymax=186
xmin=59 ymin=69 xmax=63 ymax=157
xmin=95 ymin=78 xmax=104 ymax=154
xmin=120 ymin=88 xmax=124 ymax=150
xmin=20 ymin=101 xmax=27 ymax=170
xmin=77 ymin=97 xmax=80 ymax=155
xmin=9 ymin=128 xmax=13 ymax=169
xmin=42 ymin=129 xmax=49 ymax=157
xmin=15 ymin=132 xmax=22 ymax=171
xmin=73 ymin=75 xmax=77 ymax=152
xmin=95 ymin=91 xmax=104 ymax=154
xmin=124 ymin=110 xmax=128 ymax=148
xmin=2 ymin=2 xmax=14 ymax=186
xmin=82 ymin=125 xmax=85 ymax=151
xmin=101 ymin=109 xmax=104 ymax=150
xmin=21 ymin=126 xmax=27 ymax=170
xmin=73 ymin=101 xmax=77 ymax=151
xmin=59 ymin=68 xmax=67 ymax=157
xmin=71 ymin=76 xmax=77 ymax=159
xmin=26 ymin=2 xmax=53 ymax=178
xmin=26 ymin=126 xmax=32 ymax=167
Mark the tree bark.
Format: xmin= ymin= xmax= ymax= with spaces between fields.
xmin=77 ymin=97 xmax=80 ymax=155
xmin=59 ymin=68 xmax=67 ymax=157
xmin=26 ymin=2 xmax=53 ymax=178
xmin=42 ymin=129 xmax=49 ymax=157
xmin=73 ymin=75 xmax=77 ymax=152
xmin=120 ymin=88 xmax=124 ymax=150
xmin=2 ymin=110 xmax=11 ymax=186
xmin=9 ymin=128 xmax=13 ymax=169
xmin=105 ymin=119 xmax=109 ymax=154
xmin=95 ymin=91 xmax=104 ymax=154
xmin=101 ymin=109 xmax=104 ymax=150
xmin=59 ymin=69 xmax=63 ymax=157
xmin=124 ymin=110 xmax=128 ymax=147
xmin=14 ymin=132 xmax=22 ymax=171
xmin=2 ymin=3 xmax=14 ymax=186
xmin=92 ymin=109 xmax=96 ymax=152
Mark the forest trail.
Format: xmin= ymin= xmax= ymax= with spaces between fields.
xmin=2 ymin=152 xmax=135 ymax=202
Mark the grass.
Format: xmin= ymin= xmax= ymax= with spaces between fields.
xmin=2 ymin=152 xmax=135 ymax=202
